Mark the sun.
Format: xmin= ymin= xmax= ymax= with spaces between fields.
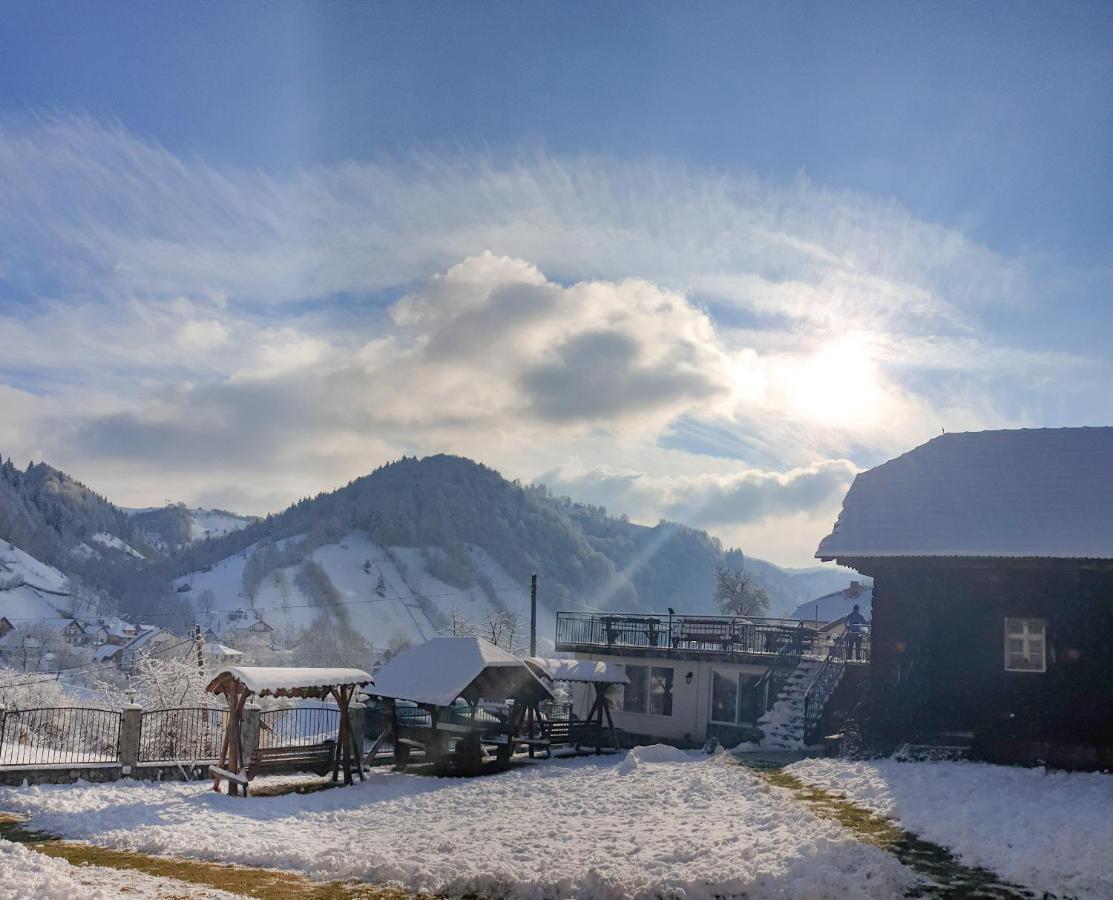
xmin=787 ymin=334 xmax=885 ymax=426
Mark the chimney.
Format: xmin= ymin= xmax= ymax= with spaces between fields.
xmin=849 ymin=580 xmax=861 ymax=598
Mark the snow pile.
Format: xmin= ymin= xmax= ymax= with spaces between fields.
xmin=0 ymin=836 xmax=239 ymax=899
xmin=617 ymin=742 xmax=694 ymax=774
xmin=789 ymin=757 xmax=1113 ymax=898
xmin=4 ymin=755 xmax=913 ymax=898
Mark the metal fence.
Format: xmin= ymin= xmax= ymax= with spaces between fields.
xmin=259 ymin=705 xmax=339 ymax=748
xmin=138 ymin=707 xmax=226 ymax=763
xmin=0 ymin=707 xmax=120 ymax=767
xmin=555 ymin=611 xmax=810 ymax=656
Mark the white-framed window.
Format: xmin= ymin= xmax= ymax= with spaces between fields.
xmin=623 ymin=664 xmax=649 ymax=713
xmin=709 ymin=669 xmax=762 ymax=724
xmin=1004 ymin=618 xmax=1046 ymax=673
xmin=622 ymin=664 xmax=673 ymax=716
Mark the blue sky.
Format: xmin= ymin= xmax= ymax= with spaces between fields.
xmin=1 ymin=3 xmax=1111 ymax=564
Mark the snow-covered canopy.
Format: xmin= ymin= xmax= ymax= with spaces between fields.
xmin=206 ymin=665 xmax=372 ymax=699
xmin=370 ymin=636 xmax=553 ymax=707
xmin=526 ymin=657 xmax=630 ymax=685
xmin=817 ymin=427 xmax=1113 ymax=560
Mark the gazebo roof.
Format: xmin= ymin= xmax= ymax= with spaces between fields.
xmin=370 ymin=636 xmax=552 ymax=707
xmin=206 ymin=665 xmax=373 ymax=699
xmin=526 ymin=657 xmax=630 ymax=685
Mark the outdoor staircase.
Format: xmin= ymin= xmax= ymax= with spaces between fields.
xmin=756 ymin=657 xmax=842 ymax=751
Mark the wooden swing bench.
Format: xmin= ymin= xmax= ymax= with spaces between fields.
xmin=247 ymin=740 xmax=336 ymax=778
xmin=206 ymin=666 xmax=372 ymax=797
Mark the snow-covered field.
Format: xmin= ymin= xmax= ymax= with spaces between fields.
xmin=789 ymin=756 xmax=1113 ymax=898
xmin=1 ymin=749 xmax=912 ymax=899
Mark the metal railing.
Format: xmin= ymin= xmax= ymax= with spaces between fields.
xmin=802 ymin=632 xmax=853 ymax=743
xmin=138 ymin=707 xmax=226 ymax=763
xmin=259 ymin=705 xmax=339 ymax=748
xmin=743 ymin=639 xmax=804 ymax=716
xmin=555 ymin=611 xmax=813 ymax=657
xmin=0 ymin=707 xmax=120 ymax=767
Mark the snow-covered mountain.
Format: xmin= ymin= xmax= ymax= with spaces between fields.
xmin=175 ymin=530 xmax=551 ymax=656
xmin=0 ymin=453 xmax=857 ymax=657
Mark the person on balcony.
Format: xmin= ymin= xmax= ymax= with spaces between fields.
xmin=846 ymin=604 xmax=867 ymax=660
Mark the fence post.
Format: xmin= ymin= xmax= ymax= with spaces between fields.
xmin=240 ymin=700 xmax=261 ymax=770
xmin=349 ymin=700 xmax=366 ymax=765
xmin=0 ymin=704 xmax=5 ymax=760
xmin=120 ymin=704 xmax=142 ymax=774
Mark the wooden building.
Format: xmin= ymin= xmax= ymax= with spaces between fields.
xmin=816 ymin=426 xmax=1113 ymax=767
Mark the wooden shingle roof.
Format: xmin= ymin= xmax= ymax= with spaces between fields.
xmin=816 ymin=427 xmax=1113 ymax=560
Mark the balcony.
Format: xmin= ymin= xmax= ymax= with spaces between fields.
xmin=555 ymin=610 xmax=871 ymax=662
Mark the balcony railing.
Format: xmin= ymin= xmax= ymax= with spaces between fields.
xmin=555 ymin=611 xmax=820 ymax=658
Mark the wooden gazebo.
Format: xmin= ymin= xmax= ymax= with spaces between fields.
xmin=368 ymin=637 xmax=553 ymax=775
xmin=206 ymin=666 xmax=372 ymax=796
xmin=525 ymin=657 xmax=628 ymax=755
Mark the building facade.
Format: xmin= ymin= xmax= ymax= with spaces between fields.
xmin=817 ymin=426 xmax=1113 ymax=767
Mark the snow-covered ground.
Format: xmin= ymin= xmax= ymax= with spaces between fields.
xmin=789 ymin=757 xmax=1113 ymax=898
xmin=0 ymin=542 xmax=74 ymax=622
xmin=2 ymin=750 xmax=912 ymax=899
xmin=0 ymin=837 xmax=242 ymax=899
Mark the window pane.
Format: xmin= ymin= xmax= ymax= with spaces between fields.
xmin=1006 ymin=619 xmax=1026 ymax=636
xmin=711 ymin=670 xmax=738 ymax=723
xmin=738 ymin=674 xmax=762 ymax=723
xmin=623 ymin=665 xmax=648 ymax=714
xmin=650 ymin=667 xmax=674 ymax=717
xmin=1027 ymin=622 xmax=1045 ymax=637
xmin=1008 ymin=638 xmax=1025 ymax=653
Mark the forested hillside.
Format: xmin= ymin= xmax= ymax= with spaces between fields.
xmin=0 ymin=453 xmax=856 ymax=634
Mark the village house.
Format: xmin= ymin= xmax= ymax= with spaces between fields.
xmin=816 ymin=426 xmax=1113 ymax=768
xmin=0 ymin=616 xmax=12 ymax=640
xmin=61 ymin=618 xmax=89 ymax=645
xmin=789 ymin=581 xmax=872 ymax=626
xmin=119 ymin=626 xmax=184 ymax=673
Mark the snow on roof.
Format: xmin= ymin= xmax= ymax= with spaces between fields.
xmin=789 ymin=585 xmax=872 ymax=623
xmin=526 ymin=657 xmax=630 ymax=685
xmin=207 ymin=665 xmax=372 ymax=696
xmin=370 ymin=636 xmax=552 ymax=707
xmin=94 ymin=644 xmax=122 ymax=661
xmin=816 ymin=427 xmax=1113 ymax=560
xmin=202 ymin=643 xmax=242 ymax=657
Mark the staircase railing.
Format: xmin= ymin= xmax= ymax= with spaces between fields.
xmin=745 ymin=635 xmax=804 ymax=715
xmin=802 ymin=632 xmax=850 ymax=743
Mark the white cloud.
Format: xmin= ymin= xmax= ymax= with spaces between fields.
xmin=1 ymin=116 xmax=1107 ymax=564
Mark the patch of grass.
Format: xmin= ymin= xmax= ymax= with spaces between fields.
xmin=745 ymin=763 xmax=1047 ymax=899
xmin=2 ymin=811 xmax=413 ymax=899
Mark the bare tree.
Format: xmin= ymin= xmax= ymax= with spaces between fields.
xmin=714 ymin=566 xmax=770 ymax=617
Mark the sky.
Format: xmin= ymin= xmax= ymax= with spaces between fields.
xmin=1 ymin=2 xmax=1111 ymax=566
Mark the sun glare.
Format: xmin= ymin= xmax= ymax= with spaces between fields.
xmin=788 ymin=334 xmax=885 ymax=426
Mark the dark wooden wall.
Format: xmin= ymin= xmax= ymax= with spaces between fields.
xmin=856 ymin=558 xmax=1113 ymax=751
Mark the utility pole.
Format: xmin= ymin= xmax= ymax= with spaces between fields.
xmin=529 ymin=573 xmax=538 ymax=658
xmin=194 ymin=623 xmax=205 ymax=677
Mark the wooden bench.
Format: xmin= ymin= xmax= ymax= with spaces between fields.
xmin=246 ymin=740 xmax=336 ymax=779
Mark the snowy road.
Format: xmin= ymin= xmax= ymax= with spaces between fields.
xmin=1 ymin=748 xmax=913 ymax=899
xmin=789 ymin=757 xmax=1113 ymax=899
